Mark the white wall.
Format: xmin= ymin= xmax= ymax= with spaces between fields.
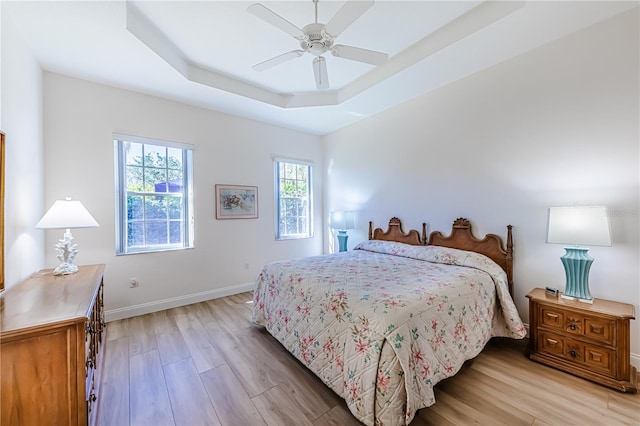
xmin=43 ymin=73 xmax=323 ymax=319
xmin=323 ymin=10 xmax=640 ymax=366
xmin=0 ymin=3 xmax=45 ymax=289
xmin=6 ymin=0 xmax=638 ymax=369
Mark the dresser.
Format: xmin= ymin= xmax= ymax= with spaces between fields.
xmin=1 ymin=264 xmax=106 ymax=425
xmin=526 ymin=288 xmax=637 ymax=393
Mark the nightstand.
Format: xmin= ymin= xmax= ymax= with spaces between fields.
xmin=526 ymin=288 xmax=637 ymax=393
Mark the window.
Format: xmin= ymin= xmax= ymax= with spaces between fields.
xmin=114 ymin=134 xmax=194 ymax=254
xmin=275 ymin=159 xmax=313 ymax=239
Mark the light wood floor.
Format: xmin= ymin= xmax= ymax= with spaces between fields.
xmin=96 ymin=292 xmax=640 ymax=426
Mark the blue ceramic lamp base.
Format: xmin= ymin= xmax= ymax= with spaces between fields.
xmin=337 ymin=231 xmax=349 ymax=252
xmin=560 ymin=247 xmax=594 ymax=303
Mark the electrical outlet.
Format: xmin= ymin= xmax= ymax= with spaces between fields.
xmin=244 ymin=263 xmax=250 ymax=270
xmin=129 ymin=278 xmax=139 ymax=288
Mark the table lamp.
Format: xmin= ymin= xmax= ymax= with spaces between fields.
xmin=36 ymin=197 xmax=100 ymax=275
xmin=330 ymin=211 xmax=355 ymax=252
xmin=546 ymin=206 xmax=611 ymax=303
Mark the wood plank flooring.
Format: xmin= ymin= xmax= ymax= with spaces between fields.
xmin=96 ymin=292 xmax=640 ymax=425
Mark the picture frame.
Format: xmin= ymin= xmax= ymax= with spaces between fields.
xmin=215 ymin=184 xmax=258 ymax=219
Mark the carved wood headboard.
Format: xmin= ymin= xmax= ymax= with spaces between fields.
xmin=369 ymin=217 xmax=514 ymax=296
xmin=368 ymin=217 xmax=427 ymax=246
xmin=429 ymin=218 xmax=513 ymax=296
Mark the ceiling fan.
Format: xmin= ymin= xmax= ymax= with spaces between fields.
xmin=247 ymin=0 xmax=388 ymax=90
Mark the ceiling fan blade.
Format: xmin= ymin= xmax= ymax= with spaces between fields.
xmin=331 ymin=44 xmax=388 ymax=66
xmin=252 ymin=50 xmax=305 ymax=72
xmin=323 ymin=0 xmax=374 ymax=39
xmin=247 ymin=3 xmax=306 ymax=40
xmin=313 ymin=57 xmax=329 ymax=90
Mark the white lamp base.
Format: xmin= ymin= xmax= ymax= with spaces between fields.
xmin=560 ymin=293 xmax=594 ymax=304
xmin=53 ymin=229 xmax=80 ymax=276
xmin=54 ymin=262 xmax=79 ymax=276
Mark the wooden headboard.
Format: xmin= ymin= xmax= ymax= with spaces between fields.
xmin=369 ymin=217 xmax=514 ymax=296
xmin=368 ymin=217 xmax=427 ymax=246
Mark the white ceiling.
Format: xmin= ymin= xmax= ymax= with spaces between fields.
xmin=5 ymin=1 xmax=637 ymax=135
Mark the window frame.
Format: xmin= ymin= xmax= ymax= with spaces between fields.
xmin=274 ymin=158 xmax=313 ymax=240
xmin=114 ymin=133 xmax=194 ymax=255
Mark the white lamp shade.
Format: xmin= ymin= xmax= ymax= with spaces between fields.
xmin=547 ymin=206 xmax=611 ymax=247
xmin=330 ymin=211 xmax=355 ymax=230
xmin=36 ymin=199 xmax=100 ymax=229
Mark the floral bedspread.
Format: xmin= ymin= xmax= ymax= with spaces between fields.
xmin=252 ymin=241 xmax=526 ymax=425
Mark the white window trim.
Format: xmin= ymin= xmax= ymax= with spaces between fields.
xmin=113 ymin=133 xmax=194 ymax=151
xmin=114 ymin=134 xmax=194 ymax=255
xmin=274 ymin=157 xmax=314 ymax=240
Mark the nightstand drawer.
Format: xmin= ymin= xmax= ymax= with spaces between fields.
xmin=538 ymin=331 xmax=615 ymax=377
xmin=540 ymin=306 xmax=565 ymax=330
xmin=584 ymin=317 xmax=614 ymax=344
xmin=539 ymin=304 xmax=614 ymax=345
xmin=584 ymin=343 xmax=615 ymax=375
xmin=566 ymin=312 xmax=615 ymax=345
xmin=539 ymin=331 xmax=565 ymax=356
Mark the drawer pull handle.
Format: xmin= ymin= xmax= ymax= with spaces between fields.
xmin=568 ymin=323 xmax=577 ymax=331
xmin=569 ymin=350 xmax=578 ymax=358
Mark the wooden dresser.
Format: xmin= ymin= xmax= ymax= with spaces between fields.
xmin=526 ymin=288 xmax=637 ymax=393
xmin=1 ymin=264 xmax=106 ymax=425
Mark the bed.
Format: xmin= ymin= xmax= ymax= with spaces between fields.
xmin=252 ymin=217 xmax=526 ymax=425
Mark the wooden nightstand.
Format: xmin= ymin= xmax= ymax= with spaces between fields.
xmin=526 ymin=288 xmax=637 ymax=393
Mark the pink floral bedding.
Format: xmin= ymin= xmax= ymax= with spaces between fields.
xmin=252 ymin=241 xmax=526 ymax=425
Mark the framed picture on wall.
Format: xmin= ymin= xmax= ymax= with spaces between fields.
xmin=215 ymin=184 xmax=258 ymax=219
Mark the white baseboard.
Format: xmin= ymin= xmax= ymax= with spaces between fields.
xmin=105 ymin=282 xmax=254 ymax=322
xmin=631 ymin=353 xmax=640 ymax=371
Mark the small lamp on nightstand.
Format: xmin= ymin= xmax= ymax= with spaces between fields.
xmin=36 ymin=197 xmax=100 ymax=275
xmin=546 ymin=206 xmax=611 ymax=303
xmin=330 ymin=211 xmax=355 ymax=252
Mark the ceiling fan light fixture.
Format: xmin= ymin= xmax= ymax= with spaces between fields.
xmin=313 ymin=56 xmax=329 ymax=90
xmin=309 ymin=42 xmax=326 ymax=56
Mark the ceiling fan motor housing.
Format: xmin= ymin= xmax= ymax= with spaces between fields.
xmin=300 ymin=23 xmax=333 ymax=56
